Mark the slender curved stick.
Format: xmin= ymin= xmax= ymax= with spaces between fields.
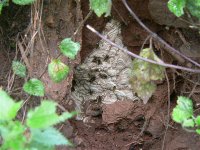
xmin=122 ymin=0 xmax=200 ymax=68
xmin=86 ymin=25 xmax=200 ymax=73
xmin=73 ymin=10 xmax=93 ymax=36
xmin=161 ymin=71 xmax=170 ymax=150
xmin=140 ymin=35 xmax=151 ymax=51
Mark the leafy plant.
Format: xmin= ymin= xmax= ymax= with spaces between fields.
xmin=47 ymin=38 xmax=80 ymax=83
xmin=19 ymin=38 xmax=80 ymax=97
xmin=168 ymin=0 xmax=200 ymax=19
xmin=48 ymin=59 xmax=69 ymax=83
xmin=1 ymin=37 xmax=80 ymax=149
xmin=130 ymin=48 xmax=165 ymax=104
xmin=89 ymin=0 xmax=112 ymax=17
xmin=172 ymin=96 xmax=200 ymax=134
xmin=0 ymin=89 xmax=76 ymax=150
xmin=23 ymin=78 xmax=45 ymax=96
xmin=12 ymin=60 xmax=26 ymax=78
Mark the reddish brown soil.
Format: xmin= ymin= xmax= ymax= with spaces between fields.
xmin=1 ymin=1 xmax=200 ymax=150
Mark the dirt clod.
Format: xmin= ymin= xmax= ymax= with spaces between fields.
xmin=102 ymin=100 xmax=137 ymax=124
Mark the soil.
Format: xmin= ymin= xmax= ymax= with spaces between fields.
xmin=1 ymin=0 xmax=200 ymax=150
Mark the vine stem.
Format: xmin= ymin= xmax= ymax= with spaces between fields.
xmin=122 ymin=0 xmax=200 ymax=68
xmin=86 ymin=25 xmax=200 ymax=73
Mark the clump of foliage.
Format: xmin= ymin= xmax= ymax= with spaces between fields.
xmin=11 ymin=38 xmax=80 ymax=97
xmin=0 ymin=88 xmax=76 ymax=149
xmin=172 ymin=96 xmax=200 ymax=134
xmin=48 ymin=38 xmax=80 ymax=83
xmin=8 ymin=20 xmax=80 ymax=150
xmin=1 ymin=0 xmax=80 ymax=147
xmin=167 ymin=0 xmax=200 ymax=135
xmin=168 ymin=0 xmax=200 ymax=19
xmin=130 ymin=48 xmax=165 ymax=104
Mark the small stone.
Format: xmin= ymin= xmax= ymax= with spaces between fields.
xmin=85 ymin=104 xmax=102 ymax=117
xmin=74 ymin=136 xmax=84 ymax=146
xmin=107 ymin=69 xmax=117 ymax=76
xmin=102 ymin=101 xmax=135 ymax=124
xmin=117 ymin=119 xmax=129 ymax=131
xmin=61 ymin=121 xmax=74 ymax=138
xmin=46 ymin=15 xmax=55 ymax=28
xmin=68 ymin=100 xmax=73 ymax=106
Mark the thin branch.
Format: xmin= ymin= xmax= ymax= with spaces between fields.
xmin=189 ymin=80 xmax=198 ymax=98
xmin=161 ymin=71 xmax=171 ymax=150
xmin=18 ymin=42 xmax=33 ymax=76
xmin=140 ymin=35 xmax=151 ymax=51
xmin=73 ymin=10 xmax=93 ymax=36
xmin=86 ymin=25 xmax=200 ymax=73
xmin=122 ymin=0 xmax=200 ymax=68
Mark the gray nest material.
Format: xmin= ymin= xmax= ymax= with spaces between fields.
xmin=71 ymin=19 xmax=139 ymax=120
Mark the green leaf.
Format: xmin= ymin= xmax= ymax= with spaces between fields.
xmin=130 ymin=48 xmax=165 ymax=103
xmin=0 ymin=89 xmax=22 ymax=121
xmin=31 ymin=127 xmax=72 ymax=147
xmin=29 ymin=141 xmax=54 ymax=150
xmin=131 ymin=48 xmax=165 ymax=82
xmin=48 ymin=59 xmax=69 ymax=83
xmin=0 ymin=3 xmax=3 ymax=14
xmin=59 ymin=38 xmax=80 ymax=60
xmin=89 ymin=0 xmax=112 ymax=17
xmin=61 ymin=111 xmax=77 ymax=120
xmin=195 ymin=116 xmax=200 ymax=126
xmin=172 ymin=107 xmax=189 ymax=123
xmin=196 ymin=129 xmax=200 ymax=134
xmin=12 ymin=60 xmax=26 ymax=78
xmin=182 ymin=119 xmax=195 ymax=127
xmin=26 ymin=100 xmax=76 ymax=129
xmin=186 ymin=0 xmax=200 ymax=19
xmin=12 ymin=0 xmax=36 ymax=5
xmin=130 ymin=79 xmax=156 ymax=104
xmin=168 ymin=0 xmax=186 ymax=17
xmin=23 ymin=78 xmax=44 ymax=96
xmin=172 ymin=96 xmax=193 ymax=123
xmin=0 ymin=121 xmax=26 ymax=150
xmin=0 ymin=0 xmax=9 ymax=15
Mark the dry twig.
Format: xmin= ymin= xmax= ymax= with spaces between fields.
xmin=161 ymin=71 xmax=171 ymax=150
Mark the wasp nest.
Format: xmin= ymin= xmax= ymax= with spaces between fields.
xmin=71 ymin=20 xmax=139 ymax=119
